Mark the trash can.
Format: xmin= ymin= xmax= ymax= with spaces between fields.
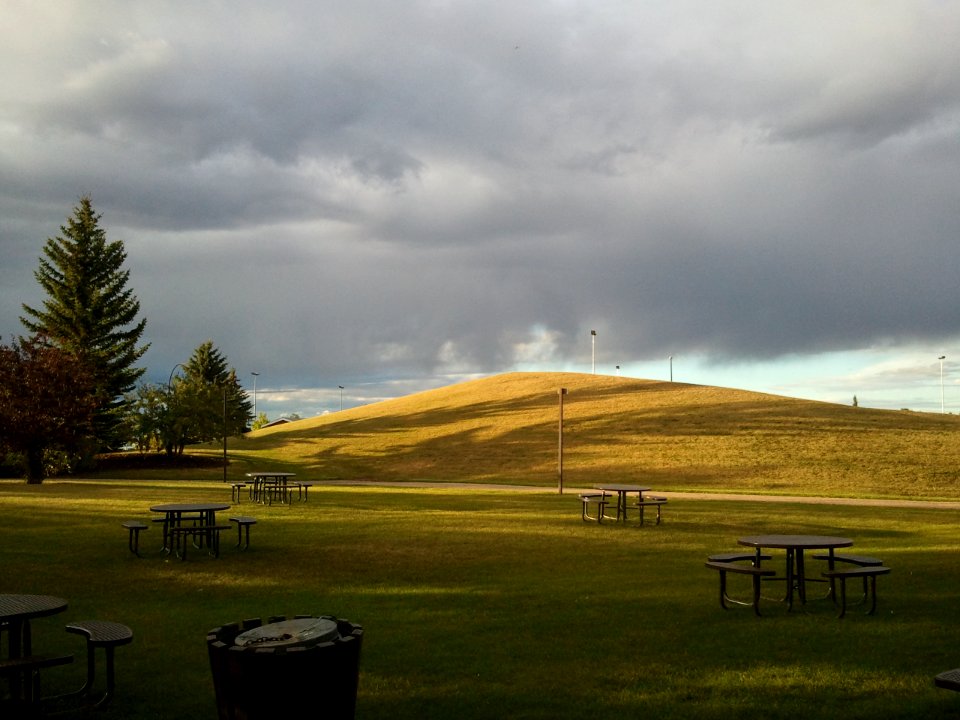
xmin=207 ymin=615 xmax=363 ymax=720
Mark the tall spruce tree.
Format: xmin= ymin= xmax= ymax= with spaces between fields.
xmin=20 ymin=197 xmax=148 ymax=450
xmin=165 ymin=340 xmax=252 ymax=453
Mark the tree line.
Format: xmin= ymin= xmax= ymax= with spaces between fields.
xmin=0 ymin=197 xmax=252 ymax=483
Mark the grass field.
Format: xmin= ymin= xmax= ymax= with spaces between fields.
xmin=3 ymin=478 xmax=960 ymax=719
xmin=6 ymin=371 xmax=960 ymax=718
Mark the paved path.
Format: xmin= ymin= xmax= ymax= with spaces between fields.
xmin=317 ymin=480 xmax=960 ymax=510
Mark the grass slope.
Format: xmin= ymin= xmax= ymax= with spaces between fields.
xmin=218 ymin=372 xmax=960 ymax=501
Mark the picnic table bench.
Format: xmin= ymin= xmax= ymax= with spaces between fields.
xmin=169 ymin=524 xmax=231 ymax=560
xmin=631 ymin=496 xmax=667 ymax=525
xmin=820 ymin=565 xmax=890 ymax=618
xmin=121 ymin=521 xmax=148 ymax=557
xmin=229 ymin=516 xmax=257 ymax=550
xmin=705 ymin=560 xmax=777 ymax=616
xmin=578 ymin=493 xmax=613 ymax=522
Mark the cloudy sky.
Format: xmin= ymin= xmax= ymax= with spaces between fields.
xmin=3 ymin=1 xmax=959 ymax=418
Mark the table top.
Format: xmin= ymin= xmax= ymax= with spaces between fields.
xmin=595 ymin=484 xmax=652 ymax=493
xmin=737 ymin=535 xmax=854 ymax=550
xmin=245 ymin=471 xmax=296 ymax=479
xmin=150 ymin=502 xmax=231 ymax=513
xmin=0 ymin=594 xmax=68 ymax=622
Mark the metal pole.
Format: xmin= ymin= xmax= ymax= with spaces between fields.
xmin=251 ymin=371 xmax=259 ymax=420
xmin=939 ymin=356 xmax=946 ymax=413
xmin=591 ymin=330 xmax=596 ymax=374
xmin=558 ymin=388 xmax=567 ymax=494
xmin=339 ymin=385 xmax=344 ymax=411
xmin=222 ymin=386 xmax=228 ymax=482
xmin=669 ymin=355 xmax=673 ymax=383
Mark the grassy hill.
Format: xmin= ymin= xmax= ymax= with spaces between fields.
xmin=220 ymin=372 xmax=960 ymax=501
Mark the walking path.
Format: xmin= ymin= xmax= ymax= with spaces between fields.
xmin=317 ymin=480 xmax=960 ymax=510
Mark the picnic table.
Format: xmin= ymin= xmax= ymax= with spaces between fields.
xmin=150 ymin=502 xmax=231 ymax=556
xmin=594 ymin=484 xmax=653 ymax=523
xmin=737 ymin=535 xmax=853 ymax=610
xmin=0 ymin=593 xmax=71 ymax=704
xmin=0 ymin=594 xmax=68 ymax=659
xmin=245 ymin=472 xmax=297 ymax=505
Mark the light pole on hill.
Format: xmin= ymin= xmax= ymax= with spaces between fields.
xmin=251 ymin=371 xmax=259 ymax=419
xmin=591 ymin=330 xmax=596 ymax=374
xmin=558 ymin=388 xmax=568 ymax=494
xmin=339 ymin=385 xmax=344 ymax=412
xmin=939 ymin=356 xmax=946 ymax=413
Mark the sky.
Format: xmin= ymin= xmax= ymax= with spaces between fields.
xmin=2 ymin=1 xmax=959 ymax=420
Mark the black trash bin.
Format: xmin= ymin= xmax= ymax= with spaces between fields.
xmin=207 ymin=615 xmax=363 ymax=720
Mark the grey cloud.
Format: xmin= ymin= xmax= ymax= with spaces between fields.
xmin=3 ymin=1 xmax=960 ymax=409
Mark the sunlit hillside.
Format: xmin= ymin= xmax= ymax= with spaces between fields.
xmin=221 ymin=372 xmax=960 ymax=500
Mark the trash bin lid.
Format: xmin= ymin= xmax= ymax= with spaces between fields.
xmin=234 ymin=617 xmax=340 ymax=648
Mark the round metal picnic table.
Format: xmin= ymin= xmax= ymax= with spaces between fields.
xmin=0 ymin=593 xmax=68 ymax=658
xmin=150 ymin=502 xmax=231 ymax=554
xmin=594 ymin=484 xmax=652 ymax=523
xmin=737 ymin=534 xmax=853 ymax=610
xmin=245 ymin=472 xmax=297 ymax=504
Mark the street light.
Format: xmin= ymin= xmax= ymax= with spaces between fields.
xmin=591 ymin=330 xmax=596 ymax=374
xmin=339 ymin=385 xmax=344 ymax=412
xmin=939 ymin=356 xmax=946 ymax=413
xmin=558 ymin=388 xmax=568 ymax=494
xmin=251 ymin=372 xmax=259 ymax=419
xmin=167 ymin=363 xmax=188 ymax=390
xmin=669 ymin=356 xmax=673 ymax=383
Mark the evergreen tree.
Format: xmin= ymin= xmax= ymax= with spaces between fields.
xmin=21 ymin=197 xmax=148 ymax=450
xmin=165 ymin=341 xmax=252 ymax=453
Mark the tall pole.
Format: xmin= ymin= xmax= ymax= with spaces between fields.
xmin=669 ymin=355 xmax=673 ymax=383
xmin=558 ymin=388 xmax=567 ymax=494
xmin=339 ymin=385 xmax=344 ymax=412
xmin=168 ymin=363 xmax=188 ymax=390
xmin=251 ymin=371 xmax=259 ymax=419
xmin=939 ymin=356 xmax=946 ymax=413
xmin=222 ymin=386 xmax=228 ymax=482
xmin=591 ymin=330 xmax=596 ymax=374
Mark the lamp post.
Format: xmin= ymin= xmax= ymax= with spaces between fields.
xmin=591 ymin=330 xmax=596 ymax=374
xmin=251 ymin=371 xmax=259 ymax=420
xmin=939 ymin=356 xmax=946 ymax=413
xmin=558 ymin=388 xmax=568 ymax=494
xmin=167 ymin=363 xmax=188 ymax=390
xmin=222 ymin=384 xmax=228 ymax=482
xmin=339 ymin=385 xmax=344 ymax=412
xmin=669 ymin=355 xmax=673 ymax=383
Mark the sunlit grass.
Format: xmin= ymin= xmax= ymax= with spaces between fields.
xmin=3 ymin=478 xmax=960 ymax=718
xmin=125 ymin=371 xmax=960 ymax=502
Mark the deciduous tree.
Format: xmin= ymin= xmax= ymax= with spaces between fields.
xmin=0 ymin=336 xmax=99 ymax=483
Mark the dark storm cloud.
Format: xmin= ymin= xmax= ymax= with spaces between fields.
xmin=2 ymin=1 xmax=960 ymax=408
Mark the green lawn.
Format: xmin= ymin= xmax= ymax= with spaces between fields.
xmin=3 ymin=478 xmax=960 ymax=719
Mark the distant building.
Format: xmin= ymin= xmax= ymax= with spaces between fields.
xmin=261 ymin=417 xmax=294 ymax=429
